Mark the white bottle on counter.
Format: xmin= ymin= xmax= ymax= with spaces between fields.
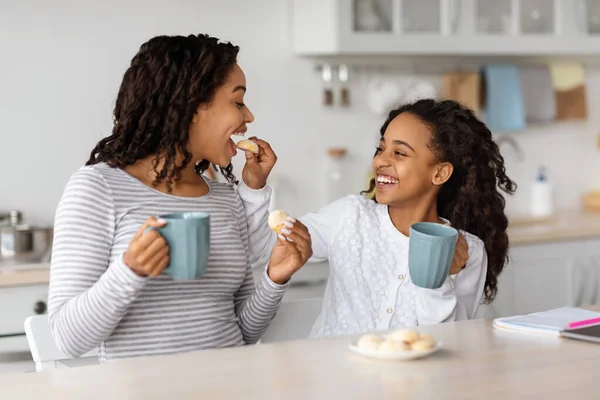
xmin=530 ymin=166 xmax=554 ymax=218
xmin=325 ymin=148 xmax=349 ymax=204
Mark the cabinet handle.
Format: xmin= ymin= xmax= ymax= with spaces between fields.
xmin=575 ymin=0 xmax=587 ymax=34
xmin=566 ymin=260 xmax=582 ymax=307
xmin=579 ymin=257 xmax=597 ymax=306
xmin=591 ymin=256 xmax=600 ymax=305
xmin=585 ymin=257 xmax=597 ymax=306
xmin=449 ymin=0 xmax=461 ymax=34
xmin=34 ymin=301 xmax=47 ymax=315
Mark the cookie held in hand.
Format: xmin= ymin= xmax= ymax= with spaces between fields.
xmin=237 ymin=139 xmax=259 ymax=154
xmin=268 ymin=210 xmax=288 ymax=233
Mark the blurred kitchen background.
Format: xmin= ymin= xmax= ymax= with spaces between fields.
xmin=1 ymin=0 xmax=600 ymax=374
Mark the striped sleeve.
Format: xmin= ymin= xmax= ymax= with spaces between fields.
xmin=232 ymin=190 xmax=287 ymax=344
xmin=48 ymin=168 xmax=148 ymax=357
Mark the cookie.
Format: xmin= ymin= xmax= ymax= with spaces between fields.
xmin=268 ymin=210 xmax=288 ymax=233
xmin=237 ymin=139 xmax=259 ymax=154
xmin=357 ymin=334 xmax=383 ymax=351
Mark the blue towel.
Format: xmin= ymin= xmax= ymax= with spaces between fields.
xmin=483 ymin=65 xmax=526 ymax=133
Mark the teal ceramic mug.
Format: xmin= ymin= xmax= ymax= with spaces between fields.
xmin=408 ymin=222 xmax=458 ymax=289
xmin=147 ymin=212 xmax=210 ymax=280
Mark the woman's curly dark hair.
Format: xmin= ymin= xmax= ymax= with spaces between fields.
xmin=86 ymin=34 xmax=239 ymax=189
xmin=364 ymin=99 xmax=516 ymax=304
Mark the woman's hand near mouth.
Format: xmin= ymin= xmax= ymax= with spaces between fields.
xmin=241 ymin=136 xmax=277 ymax=190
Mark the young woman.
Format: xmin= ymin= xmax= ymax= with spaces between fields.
xmin=239 ymin=99 xmax=516 ymax=337
xmin=48 ymin=34 xmax=311 ymax=362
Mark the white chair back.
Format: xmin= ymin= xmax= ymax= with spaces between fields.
xmin=260 ymin=298 xmax=323 ymax=343
xmin=24 ymin=315 xmax=98 ymax=371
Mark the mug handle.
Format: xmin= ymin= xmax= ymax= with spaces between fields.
xmin=143 ymin=226 xmax=171 ymax=274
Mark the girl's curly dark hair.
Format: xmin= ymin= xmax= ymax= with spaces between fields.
xmin=364 ymin=99 xmax=516 ymax=304
xmin=86 ymin=34 xmax=239 ymax=189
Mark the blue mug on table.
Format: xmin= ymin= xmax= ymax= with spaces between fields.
xmin=408 ymin=222 xmax=458 ymax=289
xmin=148 ymin=212 xmax=210 ymax=280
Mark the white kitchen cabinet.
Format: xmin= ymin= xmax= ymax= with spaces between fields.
xmin=292 ymin=0 xmax=600 ymax=57
xmin=477 ymin=238 xmax=600 ymax=319
xmin=0 ymin=266 xmax=50 ymax=355
xmin=475 ymin=261 xmax=516 ymax=319
xmin=0 ymin=285 xmax=48 ymax=336
xmin=511 ymin=241 xmax=583 ymax=315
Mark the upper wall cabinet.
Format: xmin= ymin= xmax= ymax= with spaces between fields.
xmin=292 ymin=0 xmax=600 ymax=57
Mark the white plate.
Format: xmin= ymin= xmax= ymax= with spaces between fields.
xmin=348 ymin=340 xmax=442 ymax=361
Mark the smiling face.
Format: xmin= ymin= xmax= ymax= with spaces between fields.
xmin=188 ymin=63 xmax=254 ymax=167
xmin=372 ymin=112 xmax=453 ymax=207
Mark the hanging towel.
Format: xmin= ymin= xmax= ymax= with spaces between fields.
xmin=482 ymin=65 xmax=526 ymax=133
xmin=442 ymin=72 xmax=481 ymax=113
xmin=520 ymin=67 xmax=556 ymax=123
xmin=549 ymin=62 xmax=588 ymax=120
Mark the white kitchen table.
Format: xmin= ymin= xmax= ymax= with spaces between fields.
xmin=1 ymin=316 xmax=600 ymax=399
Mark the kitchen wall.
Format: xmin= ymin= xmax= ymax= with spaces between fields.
xmin=1 ymin=0 xmax=599 ymax=225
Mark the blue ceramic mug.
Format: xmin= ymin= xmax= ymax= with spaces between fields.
xmin=149 ymin=212 xmax=210 ymax=280
xmin=408 ymin=222 xmax=458 ymax=289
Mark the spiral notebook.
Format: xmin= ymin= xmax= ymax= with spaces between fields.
xmin=493 ymin=307 xmax=600 ymax=337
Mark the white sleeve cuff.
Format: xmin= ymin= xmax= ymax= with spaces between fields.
xmin=237 ymin=181 xmax=272 ymax=202
xmin=261 ymin=268 xmax=290 ymax=292
xmin=104 ymin=255 xmax=149 ymax=292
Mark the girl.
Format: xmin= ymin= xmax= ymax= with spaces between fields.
xmin=48 ymin=34 xmax=311 ymax=362
xmin=239 ymin=99 xmax=516 ymax=337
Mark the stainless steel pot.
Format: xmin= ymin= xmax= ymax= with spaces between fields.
xmin=0 ymin=210 xmax=53 ymax=265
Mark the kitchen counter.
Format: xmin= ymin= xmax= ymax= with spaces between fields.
xmin=509 ymin=210 xmax=600 ymax=245
xmin=0 ymin=264 xmax=50 ymax=288
xmin=0 ymin=262 xmax=327 ymax=292
xmin=2 ymin=310 xmax=600 ymax=398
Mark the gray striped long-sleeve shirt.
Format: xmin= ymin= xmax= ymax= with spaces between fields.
xmin=48 ymin=163 xmax=282 ymax=362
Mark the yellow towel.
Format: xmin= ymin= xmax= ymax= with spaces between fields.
xmin=548 ymin=62 xmax=588 ymax=120
xmin=549 ymin=63 xmax=585 ymax=91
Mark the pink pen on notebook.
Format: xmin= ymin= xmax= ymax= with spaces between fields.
xmin=567 ymin=317 xmax=600 ymax=329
